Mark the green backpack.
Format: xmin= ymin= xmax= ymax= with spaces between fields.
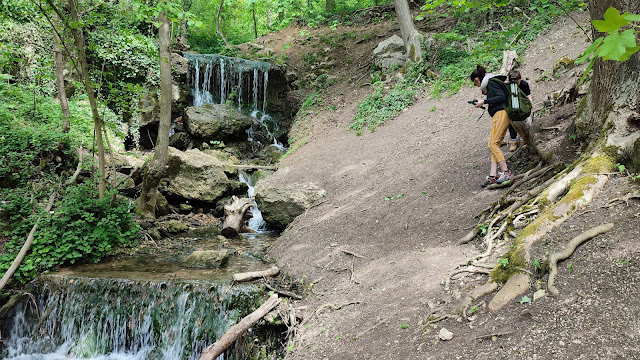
xmin=489 ymin=75 xmax=532 ymax=122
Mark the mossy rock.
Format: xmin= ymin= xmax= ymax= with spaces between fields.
xmin=182 ymin=250 xmax=230 ymax=269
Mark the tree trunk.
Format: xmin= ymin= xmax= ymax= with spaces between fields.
xmin=326 ymin=0 xmax=335 ymax=13
xmin=578 ymin=0 xmax=640 ymax=163
xmin=216 ymin=0 xmax=229 ymax=46
xmin=66 ymin=0 xmax=106 ymax=198
xmin=52 ymin=14 xmax=70 ymax=133
xmin=252 ymin=4 xmax=258 ymax=39
xmin=198 ymin=294 xmax=281 ymax=360
xmin=221 ymin=196 xmax=257 ymax=237
xmin=137 ymin=8 xmax=172 ymax=218
xmin=393 ymin=0 xmax=422 ymax=63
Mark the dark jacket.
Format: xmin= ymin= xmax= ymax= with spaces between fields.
xmin=485 ymin=75 xmax=508 ymax=117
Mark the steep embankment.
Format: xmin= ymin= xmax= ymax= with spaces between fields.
xmin=256 ymin=12 xmax=640 ymax=359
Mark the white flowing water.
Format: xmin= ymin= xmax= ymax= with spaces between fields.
xmin=238 ymin=171 xmax=266 ymax=232
xmin=2 ymin=277 xmax=264 ymax=360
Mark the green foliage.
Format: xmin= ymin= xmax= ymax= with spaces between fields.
xmin=497 ymin=257 xmax=510 ymax=268
xmin=384 ymin=193 xmax=405 ymax=201
xmin=576 ymin=7 xmax=640 ymax=84
xmin=0 ymin=81 xmax=107 ymax=187
xmin=518 ymin=295 xmax=531 ymax=304
xmin=0 ymin=182 xmax=141 ymax=283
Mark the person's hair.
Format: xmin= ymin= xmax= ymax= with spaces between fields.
xmin=470 ymin=65 xmax=486 ymax=82
xmin=508 ymin=70 xmax=522 ymax=81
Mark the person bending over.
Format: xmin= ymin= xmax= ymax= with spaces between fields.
xmin=470 ymin=65 xmax=514 ymax=188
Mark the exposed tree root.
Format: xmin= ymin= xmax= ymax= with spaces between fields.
xmin=602 ymin=192 xmax=640 ymax=208
xmin=547 ymin=223 xmax=614 ymax=295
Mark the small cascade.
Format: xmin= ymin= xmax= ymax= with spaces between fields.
xmin=238 ymin=170 xmax=266 ymax=232
xmin=1 ymin=276 xmax=271 ymax=360
xmin=185 ymin=53 xmax=287 ymax=151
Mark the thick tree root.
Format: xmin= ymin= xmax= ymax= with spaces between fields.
xmin=547 ymin=223 xmax=614 ymax=295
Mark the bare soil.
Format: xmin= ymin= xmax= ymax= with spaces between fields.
xmin=243 ymin=11 xmax=640 ymax=359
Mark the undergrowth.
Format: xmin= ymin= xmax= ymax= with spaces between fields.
xmin=350 ymin=0 xmax=586 ymax=134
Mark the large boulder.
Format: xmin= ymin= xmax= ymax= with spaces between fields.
xmin=184 ymin=103 xmax=252 ymax=143
xmin=183 ymin=103 xmax=251 ymax=142
xmin=373 ymin=35 xmax=408 ymax=70
xmin=160 ymin=147 xmax=242 ymax=202
xmin=255 ymin=177 xmax=326 ymax=230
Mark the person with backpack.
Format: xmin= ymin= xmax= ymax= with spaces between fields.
xmin=469 ymin=65 xmax=514 ymax=188
xmin=506 ymin=70 xmax=533 ymax=151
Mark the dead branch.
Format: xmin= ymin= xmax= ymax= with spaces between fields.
xmin=315 ymin=300 xmax=361 ymax=316
xmin=233 ymin=266 xmax=279 ymax=282
xmin=547 ymin=223 xmax=614 ymax=295
xmin=198 ymin=294 xmax=281 ymax=360
xmin=355 ymin=317 xmax=390 ymax=339
xmin=341 ymin=249 xmax=364 ymax=258
xmin=602 ymin=192 xmax=640 ymax=208
xmin=264 ymin=282 xmax=303 ymax=300
xmin=475 ymin=329 xmax=517 ymax=340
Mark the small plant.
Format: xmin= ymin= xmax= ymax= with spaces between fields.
xmin=615 ymin=163 xmax=626 ymax=173
xmin=328 ymin=105 xmax=337 ymax=111
xmin=519 ymin=295 xmax=532 ymax=304
xmin=399 ymin=324 xmax=409 ymax=329
xmin=567 ymin=263 xmax=574 ymax=272
xmin=479 ymin=224 xmax=488 ymax=236
xmin=569 ymin=134 xmax=578 ymax=141
xmin=468 ymin=306 xmax=480 ymax=315
xmin=282 ymin=43 xmax=292 ymax=51
xmin=616 ymin=259 xmax=630 ymax=266
xmin=384 ymin=193 xmax=405 ymax=201
xmin=286 ymin=342 xmax=295 ymax=352
xmin=531 ymin=259 xmax=542 ymax=271
xmin=498 ymin=258 xmax=510 ymax=268
xmin=430 ymin=106 xmax=437 ymax=112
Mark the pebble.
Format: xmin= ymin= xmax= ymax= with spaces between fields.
xmin=439 ymin=328 xmax=454 ymax=341
xmin=533 ymin=289 xmax=546 ymax=301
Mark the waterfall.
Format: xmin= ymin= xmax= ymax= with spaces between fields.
xmin=1 ymin=276 xmax=268 ymax=360
xmin=238 ymin=171 xmax=266 ymax=232
xmin=252 ymin=68 xmax=258 ymax=111
xmin=219 ymin=58 xmax=225 ymax=105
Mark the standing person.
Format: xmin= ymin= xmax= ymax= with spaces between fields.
xmin=470 ymin=65 xmax=514 ymax=188
xmin=506 ymin=69 xmax=533 ymax=151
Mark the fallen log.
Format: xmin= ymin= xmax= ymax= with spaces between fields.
xmin=221 ymin=196 xmax=257 ymax=238
xmin=198 ymin=294 xmax=281 ymax=360
xmin=233 ymin=266 xmax=280 ymax=282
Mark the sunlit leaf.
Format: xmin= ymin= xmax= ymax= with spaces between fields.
xmin=592 ymin=7 xmax=630 ymax=33
xmin=623 ymin=13 xmax=640 ymax=22
xmin=576 ymin=37 xmax=603 ymax=64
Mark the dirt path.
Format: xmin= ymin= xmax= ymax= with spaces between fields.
xmin=261 ymin=12 xmax=640 ymax=358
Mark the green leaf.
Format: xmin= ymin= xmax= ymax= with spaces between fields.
xmin=592 ymin=7 xmax=630 ymax=33
xmin=597 ymin=32 xmax=634 ymax=61
xmin=519 ymin=295 xmax=532 ymax=304
xmin=578 ymin=57 xmax=595 ymax=85
xmin=623 ymin=14 xmax=640 ymax=22
xmin=576 ymin=37 xmax=603 ymax=64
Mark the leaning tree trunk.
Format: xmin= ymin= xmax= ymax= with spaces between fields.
xmin=52 ymin=14 xmax=70 ymax=133
xmin=216 ymin=0 xmax=229 ymax=46
xmin=221 ymin=196 xmax=257 ymax=238
xmin=578 ymin=0 xmax=640 ymax=164
xmin=66 ymin=0 xmax=106 ymax=198
xmin=393 ymin=0 xmax=422 ymax=63
xmin=137 ymin=8 xmax=172 ymax=218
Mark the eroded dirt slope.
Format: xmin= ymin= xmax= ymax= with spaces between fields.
xmin=250 ymin=11 xmax=640 ymax=359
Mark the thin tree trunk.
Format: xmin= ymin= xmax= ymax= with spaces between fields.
xmin=326 ymin=0 xmax=335 ymax=13
xmin=137 ymin=7 xmax=172 ymax=218
xmin=53 ymin=14 xmax=71 ymax=133
xmin=56 ymin=0 xmax=106 ymax=198
xmin=216 ymin=0 xmax=229 ymax=46
xmin=393 ymin=0 xmax=422 ymax=63
xmin=252 ymin=4 xmax=258 ymax=39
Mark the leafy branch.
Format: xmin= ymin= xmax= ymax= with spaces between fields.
xmin=576 ymin=7 xmax=640 ymax=84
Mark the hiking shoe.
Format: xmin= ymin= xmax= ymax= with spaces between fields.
xmin=509 ymin=140 xmax=518 ymax=151
xmin=496 ymin=170 xmax=513 ymax=184
xmin=481 ymin=176 xmax=497 ymax=187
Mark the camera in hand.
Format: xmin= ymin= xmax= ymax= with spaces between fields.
xmin=468 ymin=99 xmax=478 ymax=105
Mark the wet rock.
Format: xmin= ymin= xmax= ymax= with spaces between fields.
xmin=255 ymin=177 xmax=326 ymax=230
xmin=439 ymin=327 xmax=453 ymax=341
xmin=184 ymin=103 xmax=252 ymax=143
xmin=181 ymin=250 xmax=230 ymax=269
